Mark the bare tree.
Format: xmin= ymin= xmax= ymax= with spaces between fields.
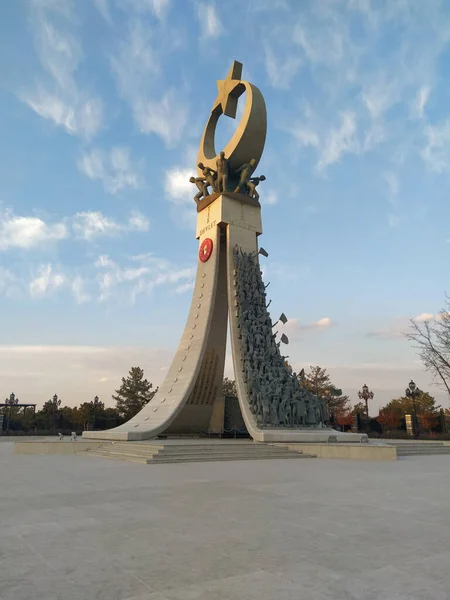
xmin=405 ymin=295 xmax=450 ymax=395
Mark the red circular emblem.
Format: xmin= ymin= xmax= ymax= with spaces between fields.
xmin=199 ymin=238 xmax=213 ymax=262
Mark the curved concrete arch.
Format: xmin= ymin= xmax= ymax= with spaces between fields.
xmin=83 ymin=224 xmax=226 ymax=441
xmin=197 ymin=82 xmax=267 ymax=175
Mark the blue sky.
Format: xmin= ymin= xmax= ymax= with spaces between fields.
xmin=1 ymin=0 xmax=450 ymax=412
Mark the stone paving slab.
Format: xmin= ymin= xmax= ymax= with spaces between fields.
xmin=1 ymin=442 xmax=449 ymax=599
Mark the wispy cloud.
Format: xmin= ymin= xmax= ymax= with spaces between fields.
xmin=30 ymin=0 xmax=76 ymax=20
xmin=111 ymin=19 xmax=159 ymax=96
xmin=164 ymin=163 xmax=197 ymax=227
xmin=196 ymin=2 xmax=223 ymax=38
xmin=117 ymin=0 xmax=170 ymax=19
xmin=366 ymin=312 xmax=438 ymax=339
xmin=413 ymin=312 xmax=436 ymax=322
xmin=293 ymin=21 xmax=346 ymax=66
xmin=111 ymin=20 xmax=187 ymax=147
xmin=95 ymin=253 xmax=195 ymax=302
xmin=263 ymin=190 xmax=278 ymax=205
xmin=412 ymin=85 xmax=430 ymax=119
xmin=421 ymin=120 xmax=450 ymax=172
xmin=73 ymin=210 xmax=149 ymax=240
xmin=282 ymin=316 xmax=333 ymax=341
xmin=164 ymin=167 xmax=193 ymax=204
xmin=384 ymin=171 xmax=399 ymax=200
xmin=282 ymin=1 xmax=450 ymax=178
xmin=362 ymin=79 xmax=401 ymax=121
xmin=317 ymin=112 xmax=359 ymax=171
xmin=163 ymin=144 xmax=199 ymax=223
xmin=0 ymin=209 xmax=68 ymax=250
xmin=384 ymin=171 xmax=401 ymax=228
xmin=29 ymin=263 xmax=65 ymax=298
xmin=77 ymin=147 xmax=144 ymax=194
xmin=24 ymin=89 xmax=103 ymax=138
xmin=93 ymin=0 xmax=112 ymax=23
xmin=0 ymin=207 xmax=149 ymax=251
xmin=0 ymin=267 xmax=19 ymax=298
xmin=71 ymin=275 xmax=90 ymax=304
xmin=264 ymin=46 xmax=301 ymax=90
xmin=22 ymin=2 xmax=103 ymax=138
xmin=133 ymin=90 xmax=188 ymax=147
xmin=292 ymin=126 xmax=320 ymax=149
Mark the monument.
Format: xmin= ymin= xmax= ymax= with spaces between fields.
xmin=83 ymin=61 xmax=366 ymax=443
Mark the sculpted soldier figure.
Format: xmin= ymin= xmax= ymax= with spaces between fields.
xmin=234 ymin=158 xmax=257 ymax=194
xmin=189 ymin=176 xmax=207 ymax=203
xmin=233 ymin=246 xmax=335 ymax=431
xmin=197 ymin=162 xmax=217 ymax=194
xmin=216 ymin=151 xmax=229 ymax=193
xmin=246 ymin=175 xmax=266 ymax=201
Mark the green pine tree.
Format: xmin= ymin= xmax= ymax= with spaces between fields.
xmin=112 ymin=367 xmax=157 ymax=420
xmin=301 ymin=365 xmax=351 ymax=420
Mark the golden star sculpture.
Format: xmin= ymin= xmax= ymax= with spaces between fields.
xmin=213 ymin=60 xmax=243 ymax=118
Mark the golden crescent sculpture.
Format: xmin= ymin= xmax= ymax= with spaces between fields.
xmin=197 ymin=60 xmax=267 ymax=176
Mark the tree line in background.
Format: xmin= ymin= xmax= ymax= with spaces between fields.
xmin=2 ymin=295 xmax=450 ymax=437
xmin=1 ymin=367 xmax=157 ymax=435
xmin=2 ymin=364 xmax=449 ymax=438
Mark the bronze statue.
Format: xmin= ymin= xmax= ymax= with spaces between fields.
xmin=216 ymin=151 xmax=229 ymax=193
xmin=197 ymin=162 xmax=218 ymax=194
xmin=234 ymin=158 xmax=256 ymax=194
xmin=233 ymin=247 xmax=327 ymax=429
xmin=246 ymin=175 xmax=266 ymax=201
xmin=189 ymin=176 xmax=207 ymax=203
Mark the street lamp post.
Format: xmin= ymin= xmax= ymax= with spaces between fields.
xmin=405 ymin=380 xmax=421 ymax=438
xmin=6 ymin=393 xmax=17 ymax=433
xmin=93 ymin=395 xmax=99 ymax=430
xmin=358 ymin=384 xmax=374 ymax=420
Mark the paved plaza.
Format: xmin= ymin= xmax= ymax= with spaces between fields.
xmin=1 ymin=442 xmax=450 ymax=600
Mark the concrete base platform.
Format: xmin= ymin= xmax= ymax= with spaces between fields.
xmin=15 ymin=436 xmax=393 ymax=462
xmin=280 ymin=443 xmax=397 ymax=461
xmin=82 ymin=428 xmax=368 ymax=443
xmin=254 ymin=428 xmax=368 ymax=443
xmin=14 ymin=440 xmax=105 ymax=455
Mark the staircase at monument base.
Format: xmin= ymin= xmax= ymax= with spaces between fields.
xmin=81 ymin=441 xmax=316 ymax=464
xmin=392 ymin=442 xmax=450 ymax=457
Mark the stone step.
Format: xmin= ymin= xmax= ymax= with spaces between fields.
xmin=86 ymin=451 xmax=312 ymax=464
xmin=108 ymin=442 xmax=267 ymax=452
xmin=89 ymin=446 xmax=160 ymax=458
xmin=87 ymin=448 xmax=306 ymax=461
xmin=84 ymin=443 xmax=315 ymax=464
xmin=152 ymin=447 xmax=298 ymax=456
xmin=98 ymin=444 xmax=298 ymax=457
xmin=391 ymin=443 xmax=445 ymax=448
xmin=395 ymin=444 xmax=450 ymax=450
xmin=397 ymin=448 xmax=450 ymax=455
xmin=83 ymin=451 xmax=148 ymax=464
xmin=397 ymin=450 xmax=450 ymax=456
xmin=85 ymin=449 xmax=159 ymax=460
xmin=146 ymin=453 xmax=314 ymax=464
xmin=150 ymin=450 xmax=306 ymax=460
xmin=102 ymin=443 xmax=162 ymax=452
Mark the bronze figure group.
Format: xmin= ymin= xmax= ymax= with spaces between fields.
xmin=233 ymin=247 xmax=329 ymax=429
xmin=190 ymin=152 xmax=265 ymax=203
